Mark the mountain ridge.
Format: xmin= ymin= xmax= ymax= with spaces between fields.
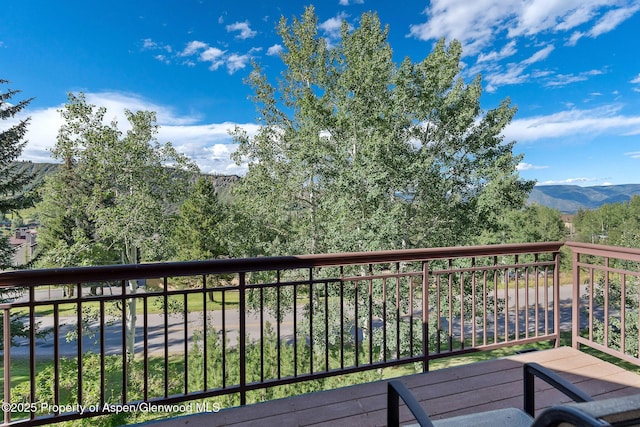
xmin=528 ymin=184 xmax=640 ymax=214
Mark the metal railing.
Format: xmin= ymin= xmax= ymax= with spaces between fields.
xmin=0 ymin=242 xmax=562 ymax=426
xmin=567 ymin=241 xmax=640 ymax=365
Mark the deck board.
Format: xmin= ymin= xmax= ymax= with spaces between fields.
xmin=143 ymin=347 xmax=640 ymax=426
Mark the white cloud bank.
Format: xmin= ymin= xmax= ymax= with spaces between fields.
xmin=7 ymin=92 xmax=258 ymax=175
xmin=503 ymin=105 xmax=640 ymax=143
xmin=409 ymin=0 xmax=640 ymax=56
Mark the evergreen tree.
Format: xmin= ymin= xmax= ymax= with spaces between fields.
xmin=172 ymin=177 xmax=228 ymax=261
xmin=0 ymin=80 xmax=35 ymax=268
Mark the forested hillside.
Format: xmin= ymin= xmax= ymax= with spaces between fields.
xmin=13 ymin=161 xmax=239 ymax=195
xmin=528 ymin=184 xmax=640 ymax=213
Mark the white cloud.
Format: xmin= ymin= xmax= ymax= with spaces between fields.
xmin=180 ymin=40 xmax=209 ymax=56
xmin=5 ymin=92 xmax=259 ymax=175
xmin=339 ymin=0 xmax=364 ymax=4
xmin=200 ymin=47 xmax=226 ymax=70
xmin=225 ymin=21 xmax=257 ymax=40
xmin=588 ymin=5 xmax=640 ymax=37
xmin=226 ymin=53 xmax=251 ymax=74
xmin=625 ymin=151 xmax=640 ymax=159
xmin=544 ymin=69 xmax=604 ymax=87
xmin=267 ymin=44 xmax=283 ymax=56
xmin=504 ymin=105 xmax=640 ymax=143
xmin=517 ymin=162 xmax=548 ymax=171
xmin=522 ymin=44 xmax=555 ymax=65
xmin=319 ymin=12 xmax=348 ymax=42
xmin=566 ymin=31 xmax=584 ymax=46
xmin=142 ymin=38 xmax=172 ymax=53
xmin=179 ymin=40 xmax=259 ymax=74
xmin=154 ymin=54 xmax=170 ymax=65
xmin=631 ymin=74 xmax=640 ymax=84
xmin=477 ymin=40 xmax=517 ymax=63
xmin=408 ymin=1 xmax=640 ymax=56
xmin=484 ymin=63 xmax=529 ymax=92
xmin=538 ymin=177 xmax=599 ymax=185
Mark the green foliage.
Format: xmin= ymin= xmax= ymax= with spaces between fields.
xmin=36 ymin=93 xmax=200 ymax=267
xmin=482 ymin=203 xmax=566 ymax=244
xmin=0 ymin=79 xmax=43 ymax=347
xmin=589 ymin=275 xmax=640 ymax=358
xmin=171 ymin=177 xmax=228 ymax=261
xmin=7 ymin=323 xmax=381 ymax=425
xmin=0 ymin=80 xmax=36 ymax=269
xmin=572 ymin=196 xmax=640 ymax=247
xmin=231 ymin=7 xmax=532 ymax=256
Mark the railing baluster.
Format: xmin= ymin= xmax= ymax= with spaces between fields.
xmin=3 ymin=307 xmax=11 ymax=425
xmin=368 ymin=266 xmax=373 ymax=365
xmin=459 ymin=270 xmax=464 ymax=350
xmin=163 ymin=277 xmax=169 ymax=398
xmin=76 ymin=283 xmax=83 ymax=408
xmin=503 ymin=269 xmax=509 ymax=343
xmin=493 ymin=257 xmax=498 ymax=344
xmin=382 ymin=276 xmax=387 ymax=362
xmin=604 ymin=257 xmax=610 ymax=348
xmin=436 ymin=274 xmax=441 ymax=353
xmin=471 ymin=258 xmax=476 ymax=347
xmin=553 ymin=250 xmax=560 ymax=346
xmin=621 ymin=274 xmax=627 ymax=354
xmin=202 ymin=275 xmax=208 ymax=392
xmin=395 ymin=271 xmax=400 ymax=360
xmin=100 ymin=299 xmax=106 ymax=405
xmin=589 ymin=267 xmax=594 ymax=342
xmin=448 ymin=261 xmax=453 ymax=352
xmin=525 ymin=262 xmax=529 ymax=339
xmin=409 ymin=274 xmax=414 ymax=358
xmin=276 ymin=270 xmax=281 ymax=380
xmin=53 ymin=303 xmax=60 ymax=409
xmin=239 ymin=271 xmax=246 ymax=405
xmin=222 ymin=288 xmax=227 ymax=388
xmin=340 ymin=266 xmax=345 ymax=370
xmin=143 ymin=294 xmax=148 ymax=400
xmin=183 ymin=291 xmax=188 ymax=395
xmin=293 ymin=273 xmax=298 ymax=375
xmin=260 ymin=284 xmax=264 ymax=383
xmin=324 ymin=280 xmax=329 ymax=372
xmin=422 ymin=261 xmax=429 ymax=373
xmin=354 ymin=278 xmax=359 ymax=367
xmin=309 ymin=268 xmax=314 ymax=374
xmin=515 ymin=255 xmax=520 ymax=340
xmin=482 ymin=270 xmax=487 ymax=346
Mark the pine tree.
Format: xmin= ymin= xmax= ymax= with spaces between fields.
xmin=0 ymin=80 xmax=35 ymax=269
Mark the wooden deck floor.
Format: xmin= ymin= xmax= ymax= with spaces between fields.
xmin=147 ymin=347 xmax=640 ymax=427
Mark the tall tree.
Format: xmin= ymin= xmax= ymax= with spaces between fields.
xmin=231 ymin=7 xmax=532 ymax=256
xmin=38 ymin=93 xmax=199 ymax=357
xmin=0 ymin=80 xmax=35 ymax=268
xmin=0 ymin=80 xmax=41 ymax=349
xmin=171 ymin=177 xmax=228 ymax=261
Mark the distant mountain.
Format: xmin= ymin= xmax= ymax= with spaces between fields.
xmin=528 ymin=184 xmax=640 ymax=213
xmin=13 ymin=161 xmax=60 ymax=189
xmin=12 ymin=161 xmax=239 ymax=195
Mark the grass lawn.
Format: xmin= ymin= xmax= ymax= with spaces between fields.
xmin=17 ymin=289 xmax=240 ymax=318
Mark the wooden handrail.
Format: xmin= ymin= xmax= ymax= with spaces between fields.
xmin=0 ymin=242 xmax=564 ymax=287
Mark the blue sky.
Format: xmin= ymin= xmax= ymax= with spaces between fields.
xmin=2 ymin=0 xmax=640 ymax=185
